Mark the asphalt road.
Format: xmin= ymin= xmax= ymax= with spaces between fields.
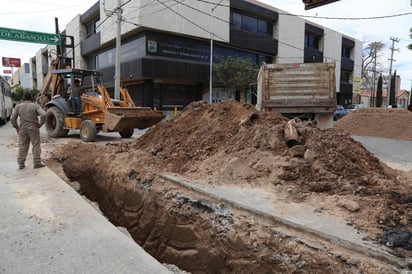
xmin=353 ymin=135 xmax=412 ymax=171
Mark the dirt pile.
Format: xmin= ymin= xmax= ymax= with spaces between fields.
xmin=52 ymin=100 xmax=412 ymax=272
xmin=131 ymin=101 xmax=390 ymax=193
xmin=335 ymin=108 xmax=412 ymax=141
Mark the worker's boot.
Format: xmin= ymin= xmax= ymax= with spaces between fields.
xmin=34 ymin=162 xmax=46 ymax=169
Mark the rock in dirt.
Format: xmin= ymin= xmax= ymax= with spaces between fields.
xmin=337 ymin=198 xmax=360 ymax=212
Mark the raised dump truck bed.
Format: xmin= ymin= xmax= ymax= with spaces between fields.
xmin=256 ymin=62 xmax=337 ymax=128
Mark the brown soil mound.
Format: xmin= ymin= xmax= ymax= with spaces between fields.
xmin=53 ymin=100 xmax=412 ymax=272
xmin=335 ymin=108 xmax=412 ymax=140
xmin=130 ymin=101 xmax=392 ymax=194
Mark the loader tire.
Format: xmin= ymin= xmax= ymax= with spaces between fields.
xmin=46 ymin=106 xmax=69 ymax=137
xmin=119 ymin=128 xmax=134 ymax=138
xmin=79 ymin=120 xmax=97 ymax=142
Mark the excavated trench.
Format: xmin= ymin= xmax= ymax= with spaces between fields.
xmin=57 ymin=155 xmax=400 ymax=274
xmin=49 ymin=101 xmax=412 ymax=273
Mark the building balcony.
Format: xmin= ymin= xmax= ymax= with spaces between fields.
xmin=81 ymin=32 xmax=101 ymax=56
xmin=304 ymin=47 xmax=323 ymax=63
xmin=230 ymin=29 xmax=277 ymax=56
xmin=339 ymin=82 xmax=353 ymax=94
xmin=341 ymin=57 xmax=354 ymax=71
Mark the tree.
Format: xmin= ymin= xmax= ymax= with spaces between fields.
xmin=376 ymin=74 xmax=383 ymax=107
xmin=361 ymin=42 xmax=385 ymax=92
xmin=389 ymin=70 xmax=397 ymax=106
xmin=11 ymin=86 xmax=38 ymax=102
xmin=213 ymin=56 xmax=259 ymax=102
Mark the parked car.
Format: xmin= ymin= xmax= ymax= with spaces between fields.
xmin=333 ymin=105 xmax=348 ymax=120
xmin=346 ymin=104 xmax=365 ymax=113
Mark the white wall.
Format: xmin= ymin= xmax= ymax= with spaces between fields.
xmin=275 ymin=11 xmax=305 ymax=64
xmin=66 ymin=15 xmax=88 ymax=69
xmin=35 ymin=48 xmax=45 ymax=89
xmin=100 ymin=0 xmax=230 ymax=45
xmin=323 ymin=27 xmax=342 ymax=88
xmin=352 ymin=39 xmax=362 ymax=94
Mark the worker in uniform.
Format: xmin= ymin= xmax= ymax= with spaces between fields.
xmin=67 ymin=79 xmax=82 ymax=113
xmin=11 ymin=92 xmax=46 ymax=169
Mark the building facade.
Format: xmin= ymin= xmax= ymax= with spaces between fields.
xmin=32 ymin=0 xmax=362 ymax=110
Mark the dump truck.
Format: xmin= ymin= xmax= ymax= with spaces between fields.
xmin=37 ymin=55 xmax=164 ymax=142
xmin=256 ymin=62 xmax=337 ymax=129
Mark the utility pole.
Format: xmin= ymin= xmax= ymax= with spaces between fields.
xmin=114 ymin=0 xmax=122 ymax=100
xmin=387 ymin=37 xmax=399 ymax=105
xmin=372 ymin=49 xmax=377 ymax=107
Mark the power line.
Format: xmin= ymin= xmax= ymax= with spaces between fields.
xmin=54 ymin=1 xmax=412 ymax=76
xmin=279 ymin=11 xmax=412 ymax=20
xmin=155 ymin=0 xmax=227 ymax=41
xmin=169 ymin=0 xmax=228 ymax=24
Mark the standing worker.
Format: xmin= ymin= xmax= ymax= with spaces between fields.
xmin=72 ymin=79 xmax=82 ymax=113
xmin=11 ymin=92 xmax=46 ymax=169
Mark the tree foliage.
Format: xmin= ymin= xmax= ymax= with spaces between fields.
xmin=213 ymin=57 xmax=259 ymax=93
xmin=11 ymin=86 xmax=38 ymax=102
xmin=389 ymin=70 xmax=397 ymax=106
xmin=361 ymin=42 xmax=385 ymax=90
xmin=376 ymin=74 xmax=383 ymax=107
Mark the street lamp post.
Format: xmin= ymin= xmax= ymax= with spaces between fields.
xmin=209 ymin=15 xmax=213 ymax=104
xmin=114 ymin=0 xmax=122 ymax=100
xmin=209 ymin=0 xmax=224 ymax=104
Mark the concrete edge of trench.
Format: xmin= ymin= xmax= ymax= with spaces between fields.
xmin=158 ymin=173 xmax=411 ymax=270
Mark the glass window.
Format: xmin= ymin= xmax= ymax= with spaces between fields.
xmin=241 ymin=14 xmax=257 ymax=33
xmin=342 ymin=46 xmax=351 ymax=58
xmin=230 ymin=11 xmax=273 ymax=37
xmin=341 ymin=70 xmax=351 ymax=82
xmin=86 ymin=17 xmax=101 ymax=37
xmin=121 ymin=37 xmax=146 ymax=62
xmin=98 ymin=48 xmax=115 ymax=69
xmin=97 ymin=37 xmax=146 ymax=69
xmin=87 ymin=55 xmax=97 ymax=70
xmin=231 ymin=12 xmax=241 ymax=29
xmin=95 ymin=18 xmax=102 ymax=33
xmin=305 ymin=33 xmax=319 ymax=49
xmin=258 ymin=20 xmax=272 ymax=37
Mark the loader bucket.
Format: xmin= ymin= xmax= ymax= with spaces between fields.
xmin=104 ymin=107 xmax=165 ymax=132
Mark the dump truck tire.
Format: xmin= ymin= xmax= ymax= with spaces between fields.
xmin=80 ymin=120 xmax=97 ymax=142
xmin=46 ymin=106 xmax=69 ymax=137
xmin=119 ymin=128 xmax=134 ymax=138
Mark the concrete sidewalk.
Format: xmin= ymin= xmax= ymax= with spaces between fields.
xmin=0 ymin=124 xmax=171 ymax=274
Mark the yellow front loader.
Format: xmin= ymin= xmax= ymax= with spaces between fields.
xmin=39 ymin=68 xmax=164 ymax=142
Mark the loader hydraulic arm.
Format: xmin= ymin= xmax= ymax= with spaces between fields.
xmin=120 ymin=87 xmax=136 ymax=107
xmin=97 ymin=85 xmax=115 ymax=108
xmin=36 ymin=56 xmax=62 ymax=108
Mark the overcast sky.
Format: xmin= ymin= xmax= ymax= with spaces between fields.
xmin=0 ymin=0 xmax=411 ymax=89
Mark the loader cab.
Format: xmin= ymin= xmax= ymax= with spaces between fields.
xmin=49 ymin=68 xmax=103 ymax=114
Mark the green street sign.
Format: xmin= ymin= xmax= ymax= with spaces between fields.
xmin=0 ymin=27 xmax=61 ymax=45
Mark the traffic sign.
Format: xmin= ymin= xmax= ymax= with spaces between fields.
xmin=0 ymin=27 xmax=61 ymax=45
xmin=3 ymin=70 xmax=12 ymax=74
xmin=304 ymin=0 xmax=340 ymax=10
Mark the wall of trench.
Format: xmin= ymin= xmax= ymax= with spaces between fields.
xmin=60 ymin=159 xmax=392 ymax=274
